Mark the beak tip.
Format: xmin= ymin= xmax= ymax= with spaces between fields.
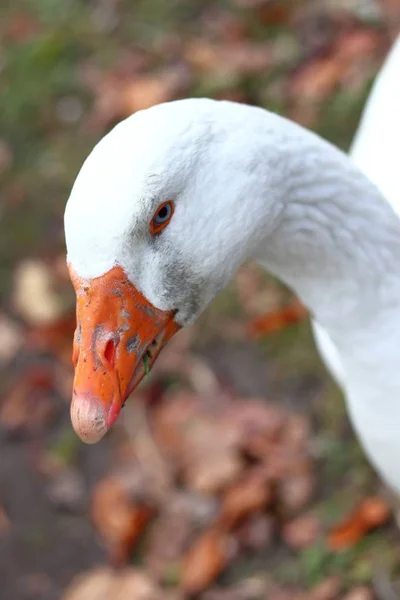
xmin=70 ymin=393 xmax=109 ymax=444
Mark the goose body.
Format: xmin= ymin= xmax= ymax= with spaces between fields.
xmin=65 ymin=36 xmax=400 ymax=494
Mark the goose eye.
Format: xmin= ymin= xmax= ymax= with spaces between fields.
xmin=150 ymin=201 xmax=174 ymax=235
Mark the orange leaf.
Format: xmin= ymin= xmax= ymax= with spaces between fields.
xmin=218 ymin=469 xmax=272 ymax=530
xmin=181 ymin=529 xmax=235 ymax=595
xmin=358 ymin=496 xmax=390 ymax=527
xmin=327 ymin=496 xmax=390 ymax=551
xmin=91 ymin=475 xmax=154 ymax=564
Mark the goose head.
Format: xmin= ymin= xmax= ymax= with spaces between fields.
xmin=65 ymin=99 xmax=281 ymax=443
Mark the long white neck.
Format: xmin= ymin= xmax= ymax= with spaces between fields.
xmin=246 ymin=113 xmax=400 ymax=493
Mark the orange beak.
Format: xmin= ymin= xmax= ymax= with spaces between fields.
xmin=69 ymin=265 xmax=180 ymax=443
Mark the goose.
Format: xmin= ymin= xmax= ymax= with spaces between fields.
xmin=65 ymin=35 xmax=400 ymax=495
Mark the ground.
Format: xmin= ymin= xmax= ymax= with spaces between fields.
xmin=0 ymin=1 xmax=399 ymax=599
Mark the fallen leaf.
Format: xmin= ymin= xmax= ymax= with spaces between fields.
xmin=91 ymin=475 xmax=154 ymax=564
xmin=4 ymin=13 xmax=41 ymax=42
xmin=120 ymin=66 xmax=191 ymax=117
xmin=342 ymin=586 xmax=374 ymax=600
xmin=0 ymin=367 xmax=55 ymax=433
xmin=13 ymin=259 xmax=68 ymax=325
xmin=0 ymin=505 xmax=11 ymax=536
xmin=218 ymin=469 xmax=273 ymax=529
xmin=358 ymin=496 xmax=390 ymax=527
xmin=152 ymin=392 xmax=243 ymax=494
xmin=63 ymin=567 xmax=162 ymax=600
xmin=277 ymin=469 xmax=315 ymax=517
xmin=62 ymin=567 xmax=115 ymax=600
xmin=26 ymin=312 xmax=76 ymax=363
xmin=185 ymin=39 xmax=270 ymax=76
xmin=112 ymin=569 xmax=163 ymax=600
xmin=267 ymin=584 xmax=308 ymax=600
xmin=145 ymin=509 xmax=192 ymax=580
xmin=282 ymin=514 xmax=321 ymax=550
xmin=181 ymin=529 xmax=236 ymax=595
xmin=236 ymin=513 xmax=275 ymax=551
xmin=0 ymin=314 xmax=22 ymax=365
xmin=327 ymin=496 xmax=390 ymax=551
xmin=311 ymin=576 xmax=341 ymax=600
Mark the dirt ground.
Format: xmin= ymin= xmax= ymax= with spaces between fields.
xmin=1 ymin=1 xmax=400 ymax=599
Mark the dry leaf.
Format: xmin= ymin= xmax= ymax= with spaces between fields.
xmin=225 ymin=399 xmax=287 ymax=451
xmin=218 ymin=469 xmax=273 ymax=529
xmin=63 ymin=567 xmax=162 ymax=600
xmin=185 ymin=40 xmax=270 ymax=76
xmin=282 ymin=514 xmax=320 ymax=550
xmin=277 ymin=469 xmax=315 ymax=517
xmin=62 ymin=567 xmax=116 ymax=600
xmin=327 ymin=496 xmax=390 ymax=551
xmin=0 ymin=314 xmax=22 ymax=365
xmin=181 ymin=529 xmax=236 ymax=595
xmin=267 ymin=584 xmax=308 ymax=600
xmin=152 ymin=392 xmax=243 ymax=494
xmin=0 ymin=367 xmax=55 ymax=433
xmin=91 ymin=475 xmax=154 ymax=563
xmin=13 ymin=259 xmax=68 ymax=325
xmin=236 ymin=513 xmax=275 ymax=551
xmin=311 ymin=576 xmax=341 ymax=600
xmin=342 ymin=586 xmax=374 ymax=600
xmin=0 ymin=506 xmax=11 ymax=536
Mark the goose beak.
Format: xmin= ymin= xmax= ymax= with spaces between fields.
xmin=68 ymin=265 xmax=180 ymax=444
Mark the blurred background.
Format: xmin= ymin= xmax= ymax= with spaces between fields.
xmin=1 ymin=1 xmax=400 ymax=599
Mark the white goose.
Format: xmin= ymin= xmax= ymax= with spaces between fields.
xmin=65 ymin=36 xmax=400 ymax=495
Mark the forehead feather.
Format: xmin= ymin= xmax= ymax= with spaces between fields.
xmin=64 ymin=99 xmax=215 ymax=277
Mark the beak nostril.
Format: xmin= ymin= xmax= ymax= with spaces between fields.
xmin=104 ymin=338 xmax=117 ymax=368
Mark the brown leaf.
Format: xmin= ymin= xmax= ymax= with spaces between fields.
xmin=0 ymin=367 xmax=55 ymax=433
xmin=327 ymin=496 xmax=390 ymax=551
xmin=181 ymin=529 xmax=236 ymax=595
xmin=145 ymin=509 xmax=192 ymax=580
xmin=225 ymin=399 xmax=287 ymax=451
xmin=152 ymin=392 xmax=243 ymax=494
xmin=0 ymin=314 xmax=22 ymax=365
xmin=63 ymin=567 xmax=162 ymax=600
xmin=0 ymin=505 xmax=11 ymax=536
xmin=218 ymin=469 xmax=273 ymax=530
xmin=4 ymin=13 xmax=42 ymax=42
xmin=310 ymin=576 xmax=341 ymax=600
xmin=13 ymin=259 xmax=68 ymax=325
xmin=26 ymin=312 xmax=76 ymax=364
xmin=342 ymin=586 xmax=374 ymax=600
xmin=282 ymin=514 xmax=321 ymax=550
xmin=112 ymin=569 xmax=163 ymax=600
xmin=62 ymin=567 xmax=115 ymax=600
xmin=267 ymin=584 xmax=308 ymax=600
xmin=91 ymin=475 xmax=154 ymax=564
xmin=236 ymin=513 xmax=275 ymax=551
xmin=358 ymin=496 xmax=390 ymax=527
xmin=185 ymin=40 xmax=270 ymax=76
xmin=277 ymin=469 xmax=315 ymax=517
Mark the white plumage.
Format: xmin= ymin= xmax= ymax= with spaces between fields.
xmin=65 ymin=36 xmax=400 ymax=491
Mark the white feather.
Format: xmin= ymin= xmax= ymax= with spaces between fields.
xmin=65 ymin=37 xmax=400 ymax=493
